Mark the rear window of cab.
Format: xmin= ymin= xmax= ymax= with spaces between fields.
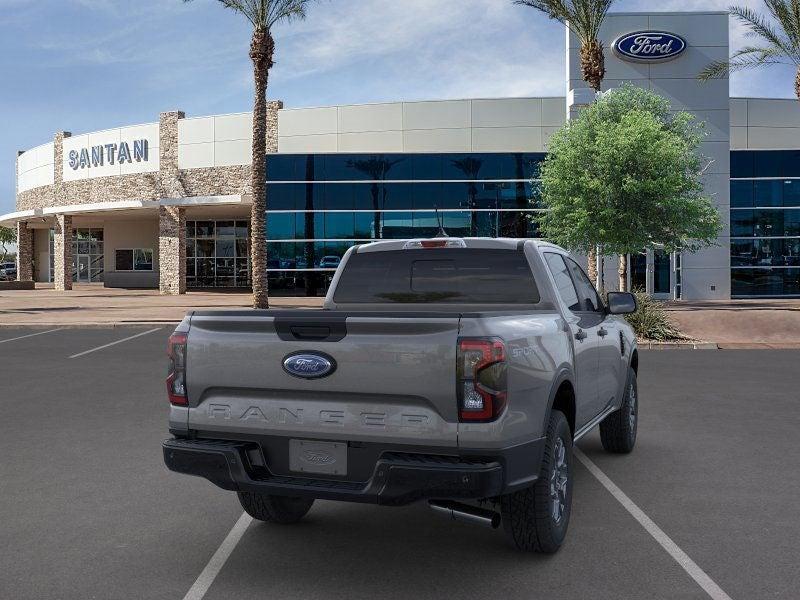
xmin=333 ymin=248 xmax=540 ymax=304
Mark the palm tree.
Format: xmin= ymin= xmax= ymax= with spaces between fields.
xmin=184 ymin=0 xmax=314 ymax=309
xmin=699 ymin=2 xmax=800 ymax=101
xmin=515 ymin=0 xmax=616 ymax=288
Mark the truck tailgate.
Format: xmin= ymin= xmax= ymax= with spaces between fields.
xmin=185 ymin=311 xmax=461 ymax=447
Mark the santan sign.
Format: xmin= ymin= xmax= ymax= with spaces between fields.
xmin=613 ymin=31 xmax=687 ymax=62
xmin=68 ymin=139 xmax=149 ymax=170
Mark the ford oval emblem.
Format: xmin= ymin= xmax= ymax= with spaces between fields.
xmin=282 ymin=352 xmax=336 ymax=379
xmin=613 ymin=31 xmax=686 ymax=63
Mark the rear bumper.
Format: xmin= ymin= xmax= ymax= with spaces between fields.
xmin=163 ymin=437 xmax=545 ymax=506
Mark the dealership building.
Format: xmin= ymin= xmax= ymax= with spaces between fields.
xmin=3 ymin=10 xmax=800 ymax=299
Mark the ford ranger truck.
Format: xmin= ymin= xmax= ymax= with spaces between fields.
xmin=163 ymin=238 xmax=639 ymax=553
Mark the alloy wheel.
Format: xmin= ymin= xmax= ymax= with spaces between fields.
xmin=550 ymin=437 xmax=569 ymax=524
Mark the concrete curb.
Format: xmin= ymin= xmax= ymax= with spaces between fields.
xmin=639 ymin=340 xmax=719 ymax=350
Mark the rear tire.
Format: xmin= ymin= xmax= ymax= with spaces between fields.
xmin=500 ymin=410 xmax=573 ymax=553
xmin=237 ymin=492 xmax=314 ymax=524
xmin=599 ymin=369 xmax=638 ymax=454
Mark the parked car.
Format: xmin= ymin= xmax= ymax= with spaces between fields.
xmin=318 ymin=255 xmax=341 ymax=269
xmin=1 ymin=262 xmax=16 ymax=281
xmin=163 ymin=238 xmax=639 ymax=553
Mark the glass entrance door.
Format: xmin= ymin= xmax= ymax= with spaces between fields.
xmin=653 ymin=249 xmax=672 ymax=298
xmin=77 ymin=256 xmax=90 ymax=282
xmin=71 ymin=228 xmax=104 ymax=283
xmin=630 ymin=252 xmax=647 ymax=291
xmin=627 ymin=248 xmax=676 ymax=299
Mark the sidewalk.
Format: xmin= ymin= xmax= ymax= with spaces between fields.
xmin=2 ymin=286 xmax=799 ymax=348
xmin=0 ymin=284 xmax=324 ymax=327
xmin=664 ymin=299 xmax=800 ymax=349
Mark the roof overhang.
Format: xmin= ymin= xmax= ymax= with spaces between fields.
xmin=0 ymin=194 xmax=245 ymax=227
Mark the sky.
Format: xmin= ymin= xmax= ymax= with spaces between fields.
xmin=0 ymin=0 xmax=797 ymax=217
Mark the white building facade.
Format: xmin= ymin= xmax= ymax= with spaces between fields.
xmin=3 ymin=11 xmax=799 ymax=299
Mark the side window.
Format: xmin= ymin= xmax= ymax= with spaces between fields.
xmin=564 ymin=258 xmax=603 ymax=313
xmin=544 ymin=253 xmax=581 ymax=312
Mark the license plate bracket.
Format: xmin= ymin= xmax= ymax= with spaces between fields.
xmin=289 ymin=439 xmax=347 ymax=476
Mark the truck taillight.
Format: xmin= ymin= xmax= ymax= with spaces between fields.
xmin=167 ymin=332 xmax=188 ymax=406
xmin=457 ymin=338 xmax=507 ymax=422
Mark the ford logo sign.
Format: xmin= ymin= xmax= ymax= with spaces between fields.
xmin=282 ymin=352 xmax=336 ymax=379
xmin=613 ymin=31 xmax=686 ymax=63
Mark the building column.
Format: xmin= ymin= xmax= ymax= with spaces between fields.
xmin=53 ymin=214 xmax=73 ymax=291
xmin=16 ymin=221 xmax=34 ymax=282
xmin=159 ymin=206 xmax=185 ymax=295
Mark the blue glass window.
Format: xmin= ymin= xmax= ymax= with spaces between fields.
xmin=439 ymin=183 xmax=471 ymax=209
xmin=730 ymin=181 xmax=754 ymax=208
xmin=732 ymin=269 xmax=800 ymax=296
xmin=324 ymin=183 xmax=354 ymax=210
xmin=267 ymin=184 xmax=298 ymax=210
xmin=266 ymin=213 xmax=295 ymax=240
xmin=295 ymin=212 xmax=324 ymax=239
xmin=353 ymin=183 xmax=380 ymax=211
xmin=783 ymin=180 xmax=800 ymax=207
xmin=354 ymin=213 xmax=376 ymax=239
xmin=412 ymin=154 xmax=442 ymax=180
xmin=379 ymin=183 xmax=414 ymax=210
xmin=411 ymin=183 xmax=443 ymax=210
xmin=444 ymin=155 xmax=481 ymax=180
xmin=754 ymin=180 xmax=783 ymax=207
xmin=266 ymin=153 xmax=545 ymax=183
xmin=754 ymin=151 xmax=783 ymax=178
xmin=786 ymin=210 xmax=800 ymax=236
xmin=731 ymin=239 xmax=800 ymax=267
xmin=730 ymin=151 xmax=754 ymax=178
xmin=324 ymin=213 xmax=355 ymax=239
xmin=267 ymin=155 xmax=297 ymax=181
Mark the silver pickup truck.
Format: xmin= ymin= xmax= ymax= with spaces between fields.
xmin=163 ymin=238 xmax=639 ymax=553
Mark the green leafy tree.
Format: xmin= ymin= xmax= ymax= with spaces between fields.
xmin=699 ymin=2 xmax=800 ymax=100
xmin=0 ymin=226 xmax=15 ymax=264
xmin=184 ymin=0 xmax=316 ymax=308
xmin=537 ymin=84 xmax=722 ymax=291
xmin=515 ymin=0 xmax=616 ymax=284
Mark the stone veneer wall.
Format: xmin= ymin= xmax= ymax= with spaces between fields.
xmin=158 ymin=206 xmax=186 ymax=295
xmin=15 ymin=102 xmax=282 ymax=293
xmin=53 ymin=214 xmax=73 ymax=291
xmin=16 ymin=102 xmax=283 ymax=212
xmin=15 ymin=222 xmax=33 ymax=281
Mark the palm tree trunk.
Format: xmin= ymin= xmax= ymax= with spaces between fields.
xmin=580 ymin=40 xmax=605 ymax=92
xmin=587 ymin=246 xmax=598 ymax=288
xmin=581 ymin=38 xmax=604 ymax=290
xmin=796 ymin=67 xmax=800 ymax=102
xmin=249 ymin=29 xmax=274 ymax=309
xmin=618 ymin=254 xmax=627 ymax=292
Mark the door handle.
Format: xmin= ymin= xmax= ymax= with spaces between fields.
xmin=598 ymin=327 xmax=608 ymax=338
xmin=575 ymin=329 xmax=588 ymax=341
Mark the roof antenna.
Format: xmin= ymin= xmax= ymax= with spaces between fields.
xmin=434 ymin=206 xmax=449 ymax=238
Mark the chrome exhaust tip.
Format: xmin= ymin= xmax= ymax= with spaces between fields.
xmin=429 ymin=500 xmax=501 ymax=529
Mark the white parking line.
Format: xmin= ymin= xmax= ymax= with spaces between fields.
xmin=68 ymin=328 xmax=162 ymax=359
xmin=575 ymin=448 xmax=733 ymax=600
xmin=0 ymin=329 xmax=63 ymax=345
xmin=183 ymin=512 xmax=252 ymax=600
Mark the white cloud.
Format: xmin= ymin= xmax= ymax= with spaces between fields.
xmin=267 ymin=0 xmax=565 ymax=102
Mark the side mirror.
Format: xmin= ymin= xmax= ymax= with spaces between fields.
xmin=606 ymin=292 xmax=638 ymax=315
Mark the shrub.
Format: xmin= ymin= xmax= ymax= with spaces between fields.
xmin=625 ymin=289 xmax=689 ymax=341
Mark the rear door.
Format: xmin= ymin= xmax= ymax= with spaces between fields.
xmin=185 ymin=311 xmax=461 ymax=447
xmin=543 ymin=253 xmax=603 ymax=428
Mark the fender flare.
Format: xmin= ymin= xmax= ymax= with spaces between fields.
xmin=542 ymin=366 xmax=576 ymax=435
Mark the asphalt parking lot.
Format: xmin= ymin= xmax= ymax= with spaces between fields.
xmin=1 ymin=327 xmax=798 ymax=600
